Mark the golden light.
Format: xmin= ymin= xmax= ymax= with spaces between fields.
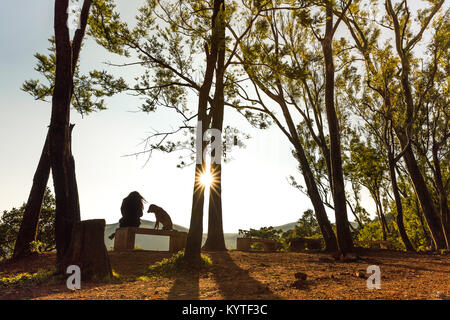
xmin=200 ymin=171 xmax=214 ymax=188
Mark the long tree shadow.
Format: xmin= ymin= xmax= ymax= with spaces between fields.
xmin=208 ymin=251 xmax=281 ymax=299
xmin=167 ymin=270 xmax=200 ymax=300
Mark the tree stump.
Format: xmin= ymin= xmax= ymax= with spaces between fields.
xmin=62 ymin=219 xmax=112 ymax=281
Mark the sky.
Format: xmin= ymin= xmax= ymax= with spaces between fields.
xmin=0 ymin=0 xmax=441 ymax=233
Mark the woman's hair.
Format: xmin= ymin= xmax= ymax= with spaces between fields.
xmin=126 ymin=191 xmax=147 ymax=211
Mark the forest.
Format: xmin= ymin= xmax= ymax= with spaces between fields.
xmin=0 ymin=0 xmax=449 ymax=301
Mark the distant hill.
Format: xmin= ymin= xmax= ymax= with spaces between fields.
xmin=105 ymin=220 xmax=238 ymax=250
xmin=105 ymin=219 xmax=360 ymax=251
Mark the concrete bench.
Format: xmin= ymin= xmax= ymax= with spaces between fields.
xmin=236 ymin=237 xmax=277 ymax=252
xmin=113 ymin=227 xmax=187 ymax=252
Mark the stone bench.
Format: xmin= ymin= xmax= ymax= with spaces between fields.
xmin=113 ymin=227 xmax=187 ymax=252
xmin=236 ymin=237 xmax=277 ymax=252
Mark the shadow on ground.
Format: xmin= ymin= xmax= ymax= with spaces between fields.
xmin=208 ymin=251 xmax=281 ymax=299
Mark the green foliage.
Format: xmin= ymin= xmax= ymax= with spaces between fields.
xmin=0 ymin=268 xmax=56 ymax=289
xmin=239 ymin=226 xmax=290 ymax=251
xmin=238 ymin=210 xmax=323 ymax=251
xmin=238 ymin=226 xmax=282 ymax=239
xmin=22 ymin=38 xmax=127 ymax=116
xmin=146 ymin=250 xmax=212 ymax=277
xmin=292 ymin=209 xmax=321 ymax=238
xmin=250 ymin=242 xmax=264 ymax=251
xmin=0 ymin=188 xmax=56 ymax=260
xmin=357 ymin=221 xmax=402 ymax=250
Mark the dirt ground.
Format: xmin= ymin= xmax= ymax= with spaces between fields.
xmin=0 ymin=249 xmax=449 ymax=300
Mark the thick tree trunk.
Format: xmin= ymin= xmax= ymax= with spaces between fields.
xmin=322 ymin=3 xmax=354 ymax=255
xmin=13 ymin=131 xmax=51 ymax=259
xmin=185 ymin=0 xmax=223 ymax=265
xmin=52 ymin=0 xmax=81 ymax=263
xmin=62 ymin=219 xmax=112 ymax=281
xmin=203 ymin=163 xmax=227 ymax=251
xmin=395 ymin=130 xmax=447 ymax=249
xmin=15 ymin=0 xmax=91 ymax=263
xmin=203 ymin=11 xmax=227 ymax=252
xmin=388 ymin=154 xmax=415 ymax=251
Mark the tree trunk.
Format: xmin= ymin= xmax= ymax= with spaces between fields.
xmin=62 ymin=219 xmax=112 ymax=281
xmin=15 ymin=0 xmax=92 ymax=263
xmin=203 ymin=8 xmax=227 ymax=252
xmin=51 ymin=0 xmax=79 ymax=263
xmin=275 ymin=94 xmax=338 ymax=252
xmin=388 ymin=154 xmax=415 ymax=251
xmin=184 ymin=0 xmax=223 ymax=265
xmin=373 ymin=190 xmax=389 ymax=241
xmin=321 ymin=3 xmax=354 ymax=255
xmin=432 ymin=143 xmax=450 ymax=249
xmin=395 ymin=130 xmax=447 ymax=249
xmin=68 ymin=124 xmax=81 ymax=220
xmin=203 ymin=163 xmax=227 ymax=251
xmin=13 ymin=131 xmax=51 ymax=259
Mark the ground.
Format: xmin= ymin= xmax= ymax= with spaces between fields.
xmin=0 ymin=249 xmax=449 ymax=300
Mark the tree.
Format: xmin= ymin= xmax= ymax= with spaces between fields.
xmin=317 ymin=0 xmax=355 ymax=255
xmin=344 ymin=134 xmax=390 ymax=240
xmin=384 ymin=0 xmax=447 ymax=249
xmin=15 ymin=0 xmax=109 ymax=263
xmin=340 ymin=0 xmax=447 ymax=250
xmin=87 ymin=0 xmax=268 ymax=259
xmin=293 ymin=209 xmax=321 ymax=238
xmin=1 ymin=189 xmax=57 ymax=260
xmin=229 ymin=2 xmax=338 ymax=251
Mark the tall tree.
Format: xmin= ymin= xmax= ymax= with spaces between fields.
xmin=229 ymin=3 xmax=339 ymax=251
xmin=203 ymin=0 xmax=227 ymax=251
xmin=384 ymin=0 xmax=447 ymax=249
xmin=14 ymin=0 xmax=96 ymax=261
xmin=306 ymin=0 xmax=355 ymax=255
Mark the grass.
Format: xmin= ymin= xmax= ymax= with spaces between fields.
xmin=0 ymin=268 xmax=57 ymax=289
xmin=144 ymin=250 xmax=212 ymax=278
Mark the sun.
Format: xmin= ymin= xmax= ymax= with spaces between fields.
xmin=200 ymin=171 xmax=213 ymax=188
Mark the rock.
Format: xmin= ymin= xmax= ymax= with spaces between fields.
xmin=290 ymin=279 xmax=307 ymax=289
xmin=355 ymin=270 xmax=366 ymax=278
xmin=294 ymin=272 xmax=307 ymax=280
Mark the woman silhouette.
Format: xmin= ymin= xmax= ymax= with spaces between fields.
xmin=119 ymin=191 xmax=147 ymax=227
xmin=109 ymin=191 xmax=147 ymax=240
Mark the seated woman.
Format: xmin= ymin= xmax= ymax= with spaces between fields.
xmin=109 ymin=191 xmax=147 ymax=239
xmin=119 ymin=191 xmax=147 ymax=227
